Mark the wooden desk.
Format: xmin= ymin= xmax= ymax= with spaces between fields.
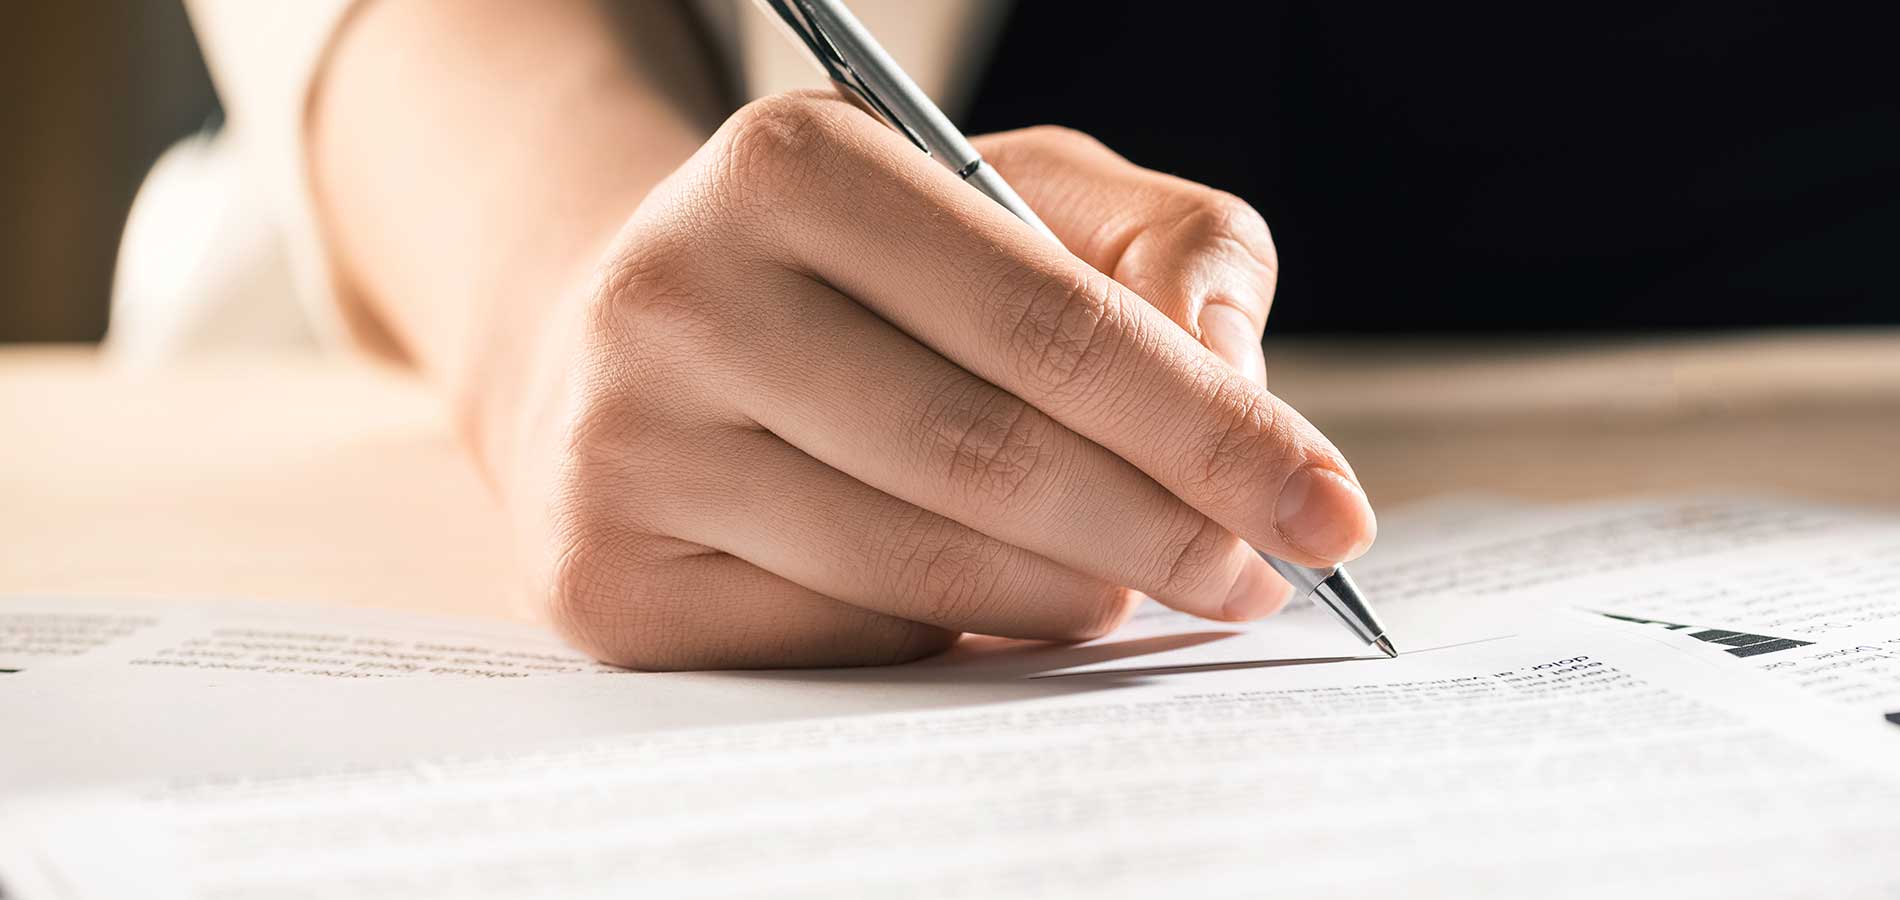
xmin=5 ymin=332 xmax=1897 ymax=623
xmin=0 ymin=348 xmax=521 ymax=620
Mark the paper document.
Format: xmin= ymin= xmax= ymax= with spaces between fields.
xmin=5 ymin=617 xmax=1898 ymax=899
xmin=1359 ymin=496 xmax=1900 ymax=727
xmin=5 ymin=494 xmax=1900 ymax=898
xmin=0 ymin=585 xmax=1525 ymax=792
xmin=1040 ymin=496 xmax=1550 ymax=676
xmin=0 ymin=595 xmax=618 ymax=679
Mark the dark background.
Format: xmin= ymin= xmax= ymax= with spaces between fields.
xmin=3 ymin=1 xmax=1893 ymax=342
xmin=966 ymin=0 xmax=1898 ymax=332
xmin=1 ymin=1 xmax=216 ymax=343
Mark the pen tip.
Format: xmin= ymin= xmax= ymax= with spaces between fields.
xmin=1374 ymin=636 xmax=1398 ymax=658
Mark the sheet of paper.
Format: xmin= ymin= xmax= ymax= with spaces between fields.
xmin=1348 ymin=496 xmax=1900 ymax=727
xmin=0 ymin=496 xmax=1540 ymax=792
xmin=0 ymin=595 xmax=620 ymax=679
xmin=11 ymin=493 xmax=1898 ymax=797
xmin=1342 ymin=495 xmax=1894 ymax=611
xmin=1561 ymin=509 xmax=1900 ymax=727
xmin=1038 ymin=495 xmax=1548 ymax=676
xmin=0 ymin=495 xmax=1536 ymax=683
xmin=1033 ymin=582 xmax=1537 ymax=677
xmin=0 ymin=591 xmax=1516 ymax=792
xmin=5 ymin=616 xmax=1898 ymax=900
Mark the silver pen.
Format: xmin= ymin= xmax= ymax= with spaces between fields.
xmin=761 ymin=0 xmax=1397 ymax=659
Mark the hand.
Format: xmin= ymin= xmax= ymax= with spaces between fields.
xmin=506 ymin=92 xmax=1376 ymax=669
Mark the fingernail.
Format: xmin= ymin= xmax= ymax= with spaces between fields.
xmin=1221 ymin=553 xmax=1290 ymax=621
xmin=1273 ymin=466 xmax=1377 ymax=563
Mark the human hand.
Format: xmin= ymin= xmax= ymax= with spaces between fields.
xmin=507 ymin=92 xmax=1375 ymax=669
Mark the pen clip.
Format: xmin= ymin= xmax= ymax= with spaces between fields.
xmin=758 ymin=0 xmax=931 ymax=155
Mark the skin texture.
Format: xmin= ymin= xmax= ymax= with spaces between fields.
xmin=312 ymin=0 xmax=1376 ymax=669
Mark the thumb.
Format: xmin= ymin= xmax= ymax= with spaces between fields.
xmin=1198 ymin=299 xmax=1270 ymax=388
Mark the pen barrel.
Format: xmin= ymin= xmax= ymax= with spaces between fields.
xmin=1263 ymin=556 xmax=1388 ymax=645
xmin=801 ymin=1 xmax=972 ymax=159
xmin=786 ymin=0 xmax=1063 ymax=245
xmin=1262 ymin=555 xmax=1334 ymax=598
xmin=1313 ymin=569 xmax=1387 ymax=645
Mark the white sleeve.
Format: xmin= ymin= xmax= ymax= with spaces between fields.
xmin=183 ymin=0 xmax=366 ymax=349
xmin=177 ymin=0 xmax=999 ymax=352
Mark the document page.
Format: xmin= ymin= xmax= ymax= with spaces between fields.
xmin=0 ymin=496 xmax=1539 ymax=685
xmin=9 ymin=495 xmax=1899 ymax=790
xmin=5 ymin=618 xmax=1898 ymax=900
xmin=0 ymin=586 xmax=1529 ymax=793
xmin=1577 ymin=518 xmax=1900 ymax=726
xmin=8 ymin=495 xmax=1900 ymax=898
xmin=1034 ymin=495 xmax=1548 ymax=676
xmin=1350 ymin=497 xmax=1900 ymax=727
xmin=0 ymin=595 xmax=619 ymax=679
xmin=0 ymin=501 xmax=1551 ymax=792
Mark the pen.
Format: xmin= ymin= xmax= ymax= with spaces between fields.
xmin=761 ymin=0 xmax=1397 ymax=659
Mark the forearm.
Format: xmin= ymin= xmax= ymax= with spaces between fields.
xmin=311 ymin=0 xmax=719 ymax=477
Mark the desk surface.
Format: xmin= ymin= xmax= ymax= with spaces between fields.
xmin=6 ymin=332 xmax=1897 ymax=624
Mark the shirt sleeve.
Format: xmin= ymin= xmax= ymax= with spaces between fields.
xmin=183 ymin=0 xmax=369 ymax=350
xmin=180 ymin=0 xmax=998 ymax=352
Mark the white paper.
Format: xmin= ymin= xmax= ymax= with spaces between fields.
xmin=0 ymin=507 xmax=1544 ymax=792
xmin=0 ymin=603 xmax=163 ymax=673
xmin=5 ymin=617 xmax=1898 ymax=900
xmin=1553 ymin=505 xmax=1900 ymax=726
xmin=1032 ymin=581 xmax=1536 ymax=677
xmin=1037 ymin=495 xmax=1545 ymax=676
xmin=1349 ymin=496 xmax=1900 ymax=727
xmin=9 ymin=495 xmax=1898 ymax=794
xmin=0 ymin=595 xmax=620 ymax=679
xmin=10 ymin=495 xmax=1900 ymax=899
xmin=0 ymin=589 xmax=1517 ymax=793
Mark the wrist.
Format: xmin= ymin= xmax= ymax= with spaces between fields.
xmin=448 ymin=211 xmax=629 ymax=514
xmin=305 ymin=0 xmax=718 ymax=503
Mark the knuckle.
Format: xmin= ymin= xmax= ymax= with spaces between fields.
xmin=1062 ymin=584 xmax=1144 ymax=642
xmin=540 ymin=430 xmax=696 ymax=669
xmin=1157 ymin=513 xmax=1238 ymax=599
xmin=850 ymin=619 xmax=963 ymax=667
xmin=870 ymin=621 xmax=963 ymax=666
xmin=881 ymin=508 xmax=1011 ymax=626
xmin=1189 ymin=190 xmax=1272 ymax=244
xmin=556 ymin=322 xmax=688 ymax=487
xmin=915 ymin=380 xmax=1053 ymax=514
xmin=711 ymin=92 xmax=850 ymax=202
xmin=993 ymin=266 xmax=1133 ymax=407
xmin=1187 ymin=377 xmax=1292 ymax=502
xmin=542 ymin=511 xmax=668 ymax=667
xmin=588 ymin=240 xmax=723 ymax=361
xmin=1179 ymin=190 xmax=1278 ymax=271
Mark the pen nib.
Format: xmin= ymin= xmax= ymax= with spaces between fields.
xmin=1373 ymin=636 xmax=1398 ymax=658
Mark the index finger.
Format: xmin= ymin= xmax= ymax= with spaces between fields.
xmin=743 ymin=99 xmax=1374 ymax=566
